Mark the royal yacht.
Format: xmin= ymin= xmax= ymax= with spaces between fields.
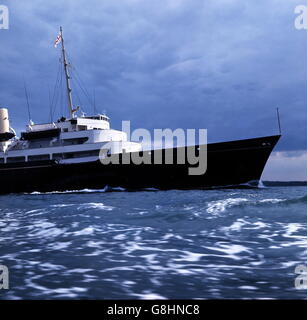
xmin=0 ymin=28 xmax=280 ymax=194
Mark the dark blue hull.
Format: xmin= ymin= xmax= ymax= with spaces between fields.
xmin=0 ymin=135 xmax=281 ymax=194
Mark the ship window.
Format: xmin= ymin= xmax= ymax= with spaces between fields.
xmin=63 ymin=152 xmax=73 ymax=159
xmin=68 ymin=150 xmax=99 ymax=159
xmin=7 ymin=156 xmax=25 ymax=163
xmin=78 ymin=125 xmax=87 ymax=131
xmin=28 ymin=154 xmax=50 ymax=161
xmin=62 ymin=137 xmax=88 ymax=145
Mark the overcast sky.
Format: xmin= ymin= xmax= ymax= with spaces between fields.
xmin=0 ymin=0 xmax=307 ymax=180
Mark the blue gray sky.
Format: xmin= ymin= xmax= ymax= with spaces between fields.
xmin=0 ymin=0 xmax=307 ymax=180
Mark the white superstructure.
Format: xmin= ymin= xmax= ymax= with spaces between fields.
xmin=0 ymin=27 xmax=141 ymax=165
xmin=0 ymin=114 xmax=141 ymax=164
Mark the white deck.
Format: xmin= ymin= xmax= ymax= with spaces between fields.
xmin=0 ymin=115 xmax=142 ymax=164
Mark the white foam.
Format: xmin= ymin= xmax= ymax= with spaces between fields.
xmin=49 ymin=242 xmax=72 ymax=250
xmin=223 ymin=220 xmax=246 ymax=232
xmin=280 ymin=261 xmax=301 ymax=268
xmin=73 ymin=227 xmax=95 ymax=236
xmin=205 ymin=243 xmax=250 ymax=260
xmin=29 ymin=188 xmax=109 ymax=195
xmin=113 ymin=234 xmax=127 ymax=240
xmin=259 ymin=199 xmax=285 ymax=204
xmin=29 ymin=227 xmax=65 ymax=238
xmin=123 ymin=280 xmax=136 ymax=286
xmin=40 ymin=262 xmax=66 ymax=271
xmin=26 ymin=209 xmax=44 ymax=214
xmin=207 ymin=198 xmax=248 ymax=214
xmin=51 ymin=204 xmax=75 ymax=208
xmin=67 ymin=268 xmax=93 ymax=274
xmin=238 ymin=286 xmax=258 ymax=290
xmin=78 ymin=203 xmax=114 ymax=211
xmin=174 ymin=251 xmax=205 ymax=262
xmin=140 ymin=254 xmax=159 ymax=264
xmin=134 ymin=293 xmax=167 ymax=300
xmin=222 ymin=219 xmax=267 ymax=233
xmin=284 ymin=223 xmax=302 ymax=236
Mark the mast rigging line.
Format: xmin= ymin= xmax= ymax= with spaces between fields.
xmin=51 ymin=27 xmax=100 ymax=119
xmin=67 ymin=60 xmax=96 ymax=111
xmin=71 ymin=77 xmax=84 ymax=112
xmin=50 ymin=61 xmax=62 ymax=121
xmin=276 ymin=107 xmax=282 ymax=135
xmin=23 ymin=80 xmax=32 ymax=122
xmin=70 ymin=68 xmax=95 ymax=111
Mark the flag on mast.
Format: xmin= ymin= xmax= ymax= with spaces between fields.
xmin=54 ymin=33 xmax=62 ymax=48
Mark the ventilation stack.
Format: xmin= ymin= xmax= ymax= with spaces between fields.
xmin=0 ymin=108 xmax=15 ymax=152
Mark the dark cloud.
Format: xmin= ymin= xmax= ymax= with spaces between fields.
xmin=1 ymin=0 xmax=307 ymax=152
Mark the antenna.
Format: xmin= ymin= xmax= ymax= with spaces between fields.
xmin=276 ymin=107 xmax=282 ymax=135
xmin=23 ymin=80 xmax=32 ymax=122
xmin=93 ymin=88 xmax=97 ymax=114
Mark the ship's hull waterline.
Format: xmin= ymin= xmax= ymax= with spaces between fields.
xmin=0 ymin=135 xmax=280 ymax=194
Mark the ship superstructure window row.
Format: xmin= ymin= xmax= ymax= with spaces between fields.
xmin=1 ymin=149 xmax=105 ymax=164
xmin=53 ymin=149 xmax=102 ymax=160
xmin=28 ymin=154 xmax=50 ymax=161
xmin=7 ymin=156 xmax=26 ymax=163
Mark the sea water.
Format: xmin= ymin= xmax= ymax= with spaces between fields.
xmin=1 ymin=186 xmax=307 ymax=299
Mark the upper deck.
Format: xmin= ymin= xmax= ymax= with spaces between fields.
xmin=0 ymin=113 xmax=142 ymax=164
xmin=26 ymin=114 xmax=110 ymax=133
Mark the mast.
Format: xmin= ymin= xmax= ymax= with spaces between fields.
xmin=60 ymin=26 xmax=74 ymax=118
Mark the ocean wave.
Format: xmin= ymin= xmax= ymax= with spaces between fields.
xmin=283 ymin=194 xmax=307 ymax=205
xmin=207 ymin=198 xmax=249 ymax=214
xmin=221 ymin=218 xmax=268 ymax=233
xmin=76 ymin=202 xmax=115 ymax=211
xmin=2 ymin=187 xmax=307 ymax=299
xmin=206 ymin=197 xmax=292 ymax=215
xmin=27 ymin=186 xmax=127 ymax=195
